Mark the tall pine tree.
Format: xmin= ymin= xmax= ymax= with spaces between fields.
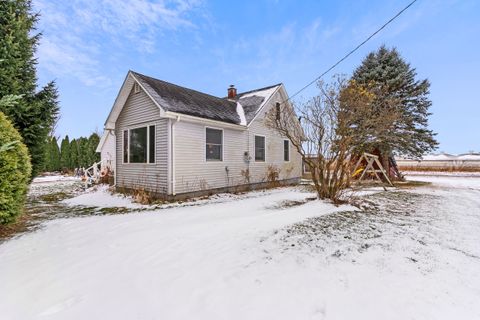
xmin=43 ymin=136 xmax=60 ymax=172
xmin=88 ymin=133 xmax=101 ymax=165
xmin=0 ymin=0 xmax=60 ymax=177
xmin=60 ymin=136 xmax=71 ymax=170
xmin=351 ymin=46 xmax=438 ymax=170
xmin=77 ymin=137 xmax=89 ymax=168
xmin=70 ymin=139 xmax=79 ymax=169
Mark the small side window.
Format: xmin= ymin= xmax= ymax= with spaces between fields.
xmin=255 ymin=135 xmax=265 ymax=161
xmin=149 ymin=125 xmax=155 ymax=163
xmin=134 ymin=82 xmax=140 ymax=94
xmin=123 ymin=130 xmax=128 ymax=163
xmin=206 ymin=128 xmax=223 ymax=161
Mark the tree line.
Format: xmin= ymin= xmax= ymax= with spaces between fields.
xmin=44 ymin=134 xmax=101 ymax=172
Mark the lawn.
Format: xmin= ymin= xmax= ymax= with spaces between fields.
xmin=0 ymin=175 xmax=479 ymax=319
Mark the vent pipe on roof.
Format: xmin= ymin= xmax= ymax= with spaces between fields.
xmin=227 ymin=85 xmax=237 ymax=99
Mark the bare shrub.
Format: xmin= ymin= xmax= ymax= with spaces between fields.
xmin=265 ymin=75 xmax=379 ymax=203
xmin=240 ymin=168 xmax=251 ymax=184
xmin=266 ymin=165 xmax=281 ymax=188
xmin=199 ymin=179 xmax=208 ymax=191
xmin=132 ymin=186 xmax=153 ymax=205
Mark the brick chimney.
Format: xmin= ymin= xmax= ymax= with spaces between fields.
xmin=227 ymin=85 xmax=237 ymax=99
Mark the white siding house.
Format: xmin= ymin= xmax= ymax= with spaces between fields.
xmin=96 ymin=130 xmax=116 ymax=170
xmin=98 ymin=71 xmax=302 ymax=198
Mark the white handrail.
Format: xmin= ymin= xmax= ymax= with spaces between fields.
xmin=84 ymin=159 xmax=108 ymax=188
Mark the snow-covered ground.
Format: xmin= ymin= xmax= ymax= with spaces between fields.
xmin=0 ymin=176 xmax=479 ymax=319
xmin=61 ymin=184 xmax=146 ymax=209
xmin=404 ymin=171 xmax=480 ymax=177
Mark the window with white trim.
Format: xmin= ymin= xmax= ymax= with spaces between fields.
xmin=206 ymin=128 xmax=223 ymax=161
xmin=255 ymin=135 xmax=265 ymax=161
xmin=123 ymin=125 xmax=155 ymax=163
xmin=283 ymin=140 xmax=289 ymax=161
xmin=134 ymin=82 xmax=140 ymax=94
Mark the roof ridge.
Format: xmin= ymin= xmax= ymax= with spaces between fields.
xmin=236 ymin=83 xmax=282 ymax=97
xmin=131 ymin=70 xmax=281 ymax=101
xmin=130 ymin=70 xmax=235 ymax=104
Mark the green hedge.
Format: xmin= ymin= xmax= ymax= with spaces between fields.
xmin=0 ymin=111 xmax=32 ymax=224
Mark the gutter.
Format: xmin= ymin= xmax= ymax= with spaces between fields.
xmin=163 ymin=111 xmax=247 ymax=131
xmin=109 ymin=129 xmax=117 ymax=187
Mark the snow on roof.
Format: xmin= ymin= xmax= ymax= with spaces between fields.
xmin=238 ymin=85 xmax=279 ymax=100
xmin=421 ymin=153 xmax=456 ymax=161
xmin=236 ymin=102 xmax=247 ymax=126
xmin=236 ymin=84 xmax=281 ymax=124
xmin=457 ymin=153 xmax=480 ymax=160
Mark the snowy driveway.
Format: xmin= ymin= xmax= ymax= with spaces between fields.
xmin=0 ymin=177 xmax=479 ymax=319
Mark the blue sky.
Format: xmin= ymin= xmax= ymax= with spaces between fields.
xmin=33 ymin=0 xmax=479 ymax=154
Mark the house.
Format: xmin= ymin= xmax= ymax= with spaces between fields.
xmin=98 ymin=70 xmax=302 ymax=199
xmin=96 ymin=129 xmax=115 ymax=170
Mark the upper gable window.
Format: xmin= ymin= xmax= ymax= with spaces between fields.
xmin=255 ymin=135 xmax=266 ymax=161
xmin=275 ymin=102 xmax=281 ymax=120
xmin=284 ymin=140 xmax=290 ymax=161
xmin=134 ymin=82 xmax=140 ymax=94
xmin=206 ymin=128 xmax=223 ymax=161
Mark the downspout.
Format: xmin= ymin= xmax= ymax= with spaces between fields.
xmin=170 ymin=115 xmax=180 ymax=196
xmin=108 ymin=129 xmax=117 ymax=187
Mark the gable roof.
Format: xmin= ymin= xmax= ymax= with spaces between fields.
xmin=235 ymin=84 xmax=281 ymax=123
xmin=129 ymin=71 xmax=282 ymax=126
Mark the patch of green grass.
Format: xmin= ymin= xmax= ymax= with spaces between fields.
xmin=39 ymin=192 xmax=71 ymax=203
xmin=393 ymin=180 xmax=431 ymax=188
xmin=99 ymin=207 xmax=131 ymax=214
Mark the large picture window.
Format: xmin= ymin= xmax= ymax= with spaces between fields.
xmin=283 ymin=140 xmax=290 ymax=161
xmin=255 ymin=135 xmax=265 ymax=161
xmin=123 ymin=125 xmax=155 ymax=164
xmin=206 ymin=128 xmax=223 ymax=161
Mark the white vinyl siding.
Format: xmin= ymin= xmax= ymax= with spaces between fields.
xmin=115 ymin=86 xmax=168 ymax=194
xmin=172 ymin=88 xmax=303 ymax=195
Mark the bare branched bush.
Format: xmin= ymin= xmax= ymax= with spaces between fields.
xmin=266 ymin=165 xmax=281 ymax=188
xmin=266 ymin=75 xmax=384 ymax=203
xmin=240 ymin=168 xmax=251 ymax=184
xmin=132 ymin=187 xmax=152 ymax=205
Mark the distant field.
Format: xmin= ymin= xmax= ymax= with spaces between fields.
xmin=397 ymin=160 xmax=480 ymax=172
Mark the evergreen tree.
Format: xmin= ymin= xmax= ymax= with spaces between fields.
xmin=77 ymin=137 xmax=89 ymax=168
xmin=350 ymin=46 xmax=438 ymax=168
xmin=88 ymin=133 xmax=101 ymax=164
xmin=50 ymin=136 xmax=60 ymax=171
xmin=59 ymin=136 xmax=71 ymax=170
xmin=0 ymin=0 xmax=60 ymax=177
xmin=70 ymin=139 xmax=79 ymax=169
xmin=43 ymin=136 xmax=55 ymax=171
xmin=0 ymin=111 xmax=31 ymax=224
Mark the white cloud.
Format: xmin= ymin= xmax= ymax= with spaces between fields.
xmin=34 ymin=0 xmax=203 ymax=87
xmin=213 ymin=19 xmax=341 ymax=82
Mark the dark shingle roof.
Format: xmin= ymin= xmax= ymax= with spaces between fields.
xmin=131 ymin=71 xmax=281 ymax=125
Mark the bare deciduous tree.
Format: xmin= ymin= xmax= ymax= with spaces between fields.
xmin=266 ymin=76 xmax=351 ymax=203
xmin=266 ymin=76 xmax=396 ymax=203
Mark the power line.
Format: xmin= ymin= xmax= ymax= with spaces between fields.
xmin=284 ymin=0 xmax=418 ymax=104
